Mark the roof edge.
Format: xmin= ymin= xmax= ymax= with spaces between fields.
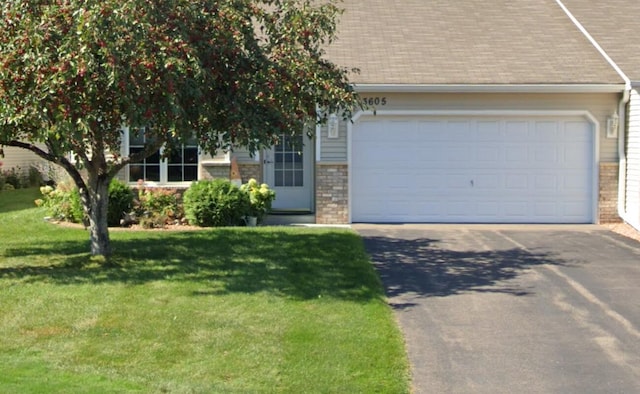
xmin=555 ymin=0 xmax=631 ymax=90
xmin=354 ymin=84 xmax=626 ymax=94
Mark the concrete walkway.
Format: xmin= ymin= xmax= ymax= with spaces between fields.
xmin=355 ymin=224 xmax=640 ymax=394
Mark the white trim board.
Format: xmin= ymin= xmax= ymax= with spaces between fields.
xmin=354 ymin=84 xmax=626 ymax=94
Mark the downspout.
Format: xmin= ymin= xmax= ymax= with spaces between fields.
xmin=555 ymin=0 xmax=632 ymax=222
xmin=617 ymin=90 xmax=631 ymax=221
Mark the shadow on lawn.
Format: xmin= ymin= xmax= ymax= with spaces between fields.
xmin=0 ymin=230 xmax=382 ymax=302
xmin=361 ymin=235 xmax=563 ymax=307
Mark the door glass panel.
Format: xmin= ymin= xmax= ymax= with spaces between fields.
xmin=273 ymin=134 xmax=304 ymax=187
xmin=294 ymin=170 xmax=303 ymax=186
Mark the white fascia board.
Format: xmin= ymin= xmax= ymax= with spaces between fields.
xmin=353 ymin=84 xmax=626 ymax=94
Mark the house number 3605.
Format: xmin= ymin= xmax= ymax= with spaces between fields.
xmin=363 ymin=97 xmax=387 ymax=106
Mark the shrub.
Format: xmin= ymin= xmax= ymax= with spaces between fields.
xmin=27 ymin=166 xmax=44 ymax=187
xmin=183 ymin=179 xmax=249 ymax=227
xmin=108 ymin=179 xmax=134 ymax=227
xmin=0 ymin=162 xmax=5 ymax=191
xmin=240 ymin=179 xmax=276 ymax=223
xmin=134 ymin=182 xmax=182 ymax=228
xmin=36 ymin=181 xmax=84 ymax=223
xmin=2 ymin=166 xmax=28 ymax=189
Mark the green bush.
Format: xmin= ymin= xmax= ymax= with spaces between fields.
xmin=2 ymin=166 xmax=29 ymax=189
xmin=27 ymin=165 xmax=44 ymax=187
xmin=183 ymin=179 xmax=249 ymax=227
xmin=134 ymin=183 xmax=182 ymax=228
xmin=239 ymin=178 xmax=276 ymax=223
xmin=36 ymin=182 xmax=84 ymax=223
xmin=108 ymin=179 xmax=134 ymax=227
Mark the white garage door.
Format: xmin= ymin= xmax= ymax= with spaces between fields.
xmin=351 ymin=116 xmax=594 ymax=223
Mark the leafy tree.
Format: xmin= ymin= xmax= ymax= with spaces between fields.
xmin=0 ymin=0 xmax=360 ymax=257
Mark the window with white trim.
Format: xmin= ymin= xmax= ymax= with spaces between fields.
xmin=126 ymin=127 xmax=198 ymax=184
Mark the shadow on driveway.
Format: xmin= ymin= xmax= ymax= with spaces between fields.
xmin=362 ymin=235 xmax=562 ymax=307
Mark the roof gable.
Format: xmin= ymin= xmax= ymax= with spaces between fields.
xmin=325 ymin=0 xmax=623 ymax=85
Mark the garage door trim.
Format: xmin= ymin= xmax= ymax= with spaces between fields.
xmin=347 ymin=109 xmax=600 ymax=223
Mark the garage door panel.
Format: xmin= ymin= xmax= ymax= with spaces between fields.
xmin=352 ymin=116 xmax=594 ymax=223
xmin=534 ymin=174 xmax=558 ymax=189
xmin=504 ymin=121 xmax=530 ymax=139
xmin=506 ymin=146 xmax=529 ymax=162
xmin=477 ymin=146 xmax=502 ymax=162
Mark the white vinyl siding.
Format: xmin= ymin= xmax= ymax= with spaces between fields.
xmin=625 ymin=89 xmax=640 ymax=229
xmin=351 ymin=115 xmax=595 ymax=223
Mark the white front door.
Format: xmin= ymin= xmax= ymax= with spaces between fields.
xmin=263 ymin=134 xmax=313 ymax=211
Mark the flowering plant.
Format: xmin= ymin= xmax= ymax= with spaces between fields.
xmin=240 ymin=179 xmax=276 ymax=221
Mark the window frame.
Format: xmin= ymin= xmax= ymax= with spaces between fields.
xmin=121 ymin=126 xmax=201 ymax=187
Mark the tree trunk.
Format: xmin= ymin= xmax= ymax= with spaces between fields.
xmin=82 ymin=177 xmax=112 ymax=257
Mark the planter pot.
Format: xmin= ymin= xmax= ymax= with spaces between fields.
xmin=245 ymin=216 xmax=258 ymax=227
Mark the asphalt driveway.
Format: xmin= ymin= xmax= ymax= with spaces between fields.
xmin=355 ymin=224 xmax=640 ymax=394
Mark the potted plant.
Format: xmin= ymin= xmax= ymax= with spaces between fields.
xmin=240 ymin=179 xmax=276 ymax=226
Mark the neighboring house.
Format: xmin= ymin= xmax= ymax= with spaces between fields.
xmin=1 ymin=146 xmax=48 ymax=175
xmin=557 ymin=0 xmax=640 ymax=230
xmin=6 ymin=1 xmax=639 ymax=229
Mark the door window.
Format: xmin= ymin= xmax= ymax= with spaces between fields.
xmin=274 ymin=134 xmax=304 ymax=187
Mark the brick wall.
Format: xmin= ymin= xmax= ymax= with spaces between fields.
xmin=315 ymin=163 xmax=348 ymax=224
xmin=599 ymin=162 xmax=621 ymax=223
xmin=238 ymin=163 xmax=262 ymax=183
xmin=200 ymin=164 xmax=230 ymax=180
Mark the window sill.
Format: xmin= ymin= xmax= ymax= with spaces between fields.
xmin=128 ymin=181 xmax=194 ymax=189
xmin=200 ymin=160 xmax=231 ymax=167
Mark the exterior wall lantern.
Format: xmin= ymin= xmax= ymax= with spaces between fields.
xmin=327 ymin=113 xmax=339 ymax=139
xmin=606 ymin=112 xmax=619 ymax=139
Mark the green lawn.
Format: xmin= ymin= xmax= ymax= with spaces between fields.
xmin=0 ymin=188 xmax=409 ymax=393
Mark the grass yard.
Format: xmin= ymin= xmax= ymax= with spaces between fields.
xmin=0 ymin=188 xmax=409 ymax=393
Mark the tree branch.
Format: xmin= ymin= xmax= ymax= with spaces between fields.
xmin=1 ymin=139 xmax=87 ymax=192
xmin=106 ymin=138 xmax=164 ymax=179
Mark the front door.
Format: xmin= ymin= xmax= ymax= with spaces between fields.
xmin=263 ymin=134 xmax=313 ymax=211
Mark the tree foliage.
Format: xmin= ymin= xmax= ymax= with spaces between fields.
xmin=0 ymin=0 xmax=361 ymax=256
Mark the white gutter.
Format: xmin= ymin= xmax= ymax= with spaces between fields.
xmin=354 ymin=84 xmax=625 ymax=94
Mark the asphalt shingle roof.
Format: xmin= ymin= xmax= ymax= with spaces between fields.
xmin=325 ymin=0 xmax=624 ymax=85
xmin=561 ymin=0 xmax=640 ymax=82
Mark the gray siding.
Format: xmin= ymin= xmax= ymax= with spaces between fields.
xmin=318 ymin=121 xmax=348 ymax=162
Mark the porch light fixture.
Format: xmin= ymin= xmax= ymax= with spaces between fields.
xmin=606 ymin=112 xmax=619 ymax=139
xmin=327 ymin=113 xmax=339 ymax=139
